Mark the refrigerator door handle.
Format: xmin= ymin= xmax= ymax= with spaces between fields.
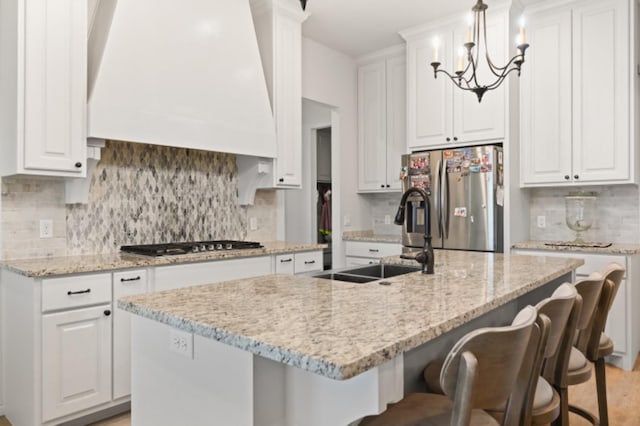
xmin=434 ymin=159 xmax=442 ymax=239
xmin=443 ymin=164 xmax=450 ymax=239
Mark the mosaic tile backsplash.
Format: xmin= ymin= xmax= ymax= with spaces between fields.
xmin=1 ymin=141 xmax=277 ymax=259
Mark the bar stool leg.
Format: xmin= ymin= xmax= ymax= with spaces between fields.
xmin=552 ymin=386 xmax=569 ymax=426
xmin=595 ymin=357 xmax=609 ymax=426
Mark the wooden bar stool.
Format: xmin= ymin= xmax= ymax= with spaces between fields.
xmin=359 ymin=305 xmax=542 ymax=426
xmin=435 ymin=283 xmax=577 ymax=425
xmin=570 ymin=262 xmax=625 ymax=426
xmin=546 ymin=273 xmax=605 ymax=426
xmin=522 ymin=283 xmax=578 ymax=425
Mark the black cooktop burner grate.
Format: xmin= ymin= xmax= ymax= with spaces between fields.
xmin=120 ymin=240 xmax=263 ymax=256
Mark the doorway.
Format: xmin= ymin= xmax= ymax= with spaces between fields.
xmin=284 ymin=99 xmax=335 ymax=270
xmin=316 ymin=127 xmax=332 ymax=270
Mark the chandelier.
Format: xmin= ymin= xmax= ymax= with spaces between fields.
xmin=430 ymin=0 xmax=529 ymax=102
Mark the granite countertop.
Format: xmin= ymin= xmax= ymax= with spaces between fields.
xmin=512 ymin=240 xmax=640 ymax=255
xmin=119 ymin=250 xmax=582 ymax=381
xmin=0 ymin=241 xmax=327 ymax=278
xmin=342 ymin=230 xmax=401 ymax=243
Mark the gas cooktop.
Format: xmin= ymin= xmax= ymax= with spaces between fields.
xmin=120 ymin=240 xmax=263 ymax=256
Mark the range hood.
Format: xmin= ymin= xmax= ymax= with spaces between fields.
xmin=87 ymin=0 xmax=277 ymax=158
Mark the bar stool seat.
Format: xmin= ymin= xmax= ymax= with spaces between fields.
xmin=362 ymin=392 xmax=501 ymax=426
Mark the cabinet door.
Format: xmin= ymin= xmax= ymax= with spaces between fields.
xmin=23 ymin=0 xmax=86 ymax=175
xmin=42 ymin=304 xmax=112 ymax=421
xmin=572 ymin=0 xmax=629 ymax=183
xmin=358 ymin=61 xmax=387 ymax=191
xmin=520 ymin=8 xmax=573 ymax=186
xmin=273 ymin=12 xmax=302 ymax=187
xmin=113 ymin=270 xmax=148 ymax=400
xmin=406 ymin=27 xmax=453 ymax=150
xmin=385 ymin=55 xmax=406 ymax=191
xmin=452 ymin=15 xmax=506 ymax=144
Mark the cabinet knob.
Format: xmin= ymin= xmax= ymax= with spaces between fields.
xmin=278 ymin=178 xmax=284 ymax=183
xmin=453 ymin=137 xmax=458 ymax=141
xmin=386 ymin=184 xmax=390 ymax=188
xmin=380 ymin=184 xmax=385 ymax=188
xmin=446 ymin=137 xmax=451 ymax=142
xmin=564 ymin=175 xmax=570 ymax=180
xmin=574 ymin=174 xmax=579 ymax=180
xmin=74 ymin=162 xmax=82 ymax=168
xmin=104 ymin=310 xmax=112 ymax=316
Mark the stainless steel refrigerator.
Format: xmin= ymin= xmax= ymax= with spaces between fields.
xmin=400 ymin=145 xmax=504 ymax=253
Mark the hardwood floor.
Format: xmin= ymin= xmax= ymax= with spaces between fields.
xmin=2 ymin=358 xmax=639 ymax=425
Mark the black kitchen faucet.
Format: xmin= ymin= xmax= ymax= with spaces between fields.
xmin=394 ymin=187 xmax=435 ymax=274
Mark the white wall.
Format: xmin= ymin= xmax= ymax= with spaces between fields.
xmin=300 ymin=37 xmax=361 ymax=267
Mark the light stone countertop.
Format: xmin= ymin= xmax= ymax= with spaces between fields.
xmin=342 ymin=230 xmax=401 ymax=243
xmin=0 ymin=241 xmax=327 ymax=278
xmin=512 ymin=240 xmax=640 ymax=255
xmin=118 ymin=250 xmax=582 ymax=381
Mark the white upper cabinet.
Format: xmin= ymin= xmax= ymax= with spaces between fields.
xmin=357 ymin=50 xmax=406 ymax=192
xmin=0 ymin=0 xmax=87 ymax=177
xmin=520 ymin=0 xmax=634 ymax=187
xmin=251 ymin=0 xmax=308 ymax=188
xmin=401 ymin=11 xmax=507 ymax=152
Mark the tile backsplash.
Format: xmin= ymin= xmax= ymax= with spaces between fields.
xmin=1 ymin=141 xmax=277 ymax=259
xmin=529 ymin=186 xmax=639 ymax=243
xmin=364 ymin=193 xmax=403 ymax=236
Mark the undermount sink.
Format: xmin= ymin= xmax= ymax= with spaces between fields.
xmin=311 ymin=264 xmax=421 ymax=284
xmin=341 ymin=264 xmax=421 ymax=279
xmin=312 ymin=273 xmax=376 ymax=283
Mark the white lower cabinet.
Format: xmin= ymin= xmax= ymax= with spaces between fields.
xmin=113 ymin=270 xmax=148 ymax=400
xmin=512 ymin=248 xmax=640 ymax=370
xmin=153 ymin=256 xmax=273 ymax=291
xmin=2 ymin=249 xmax=325 ymax=425
xmin=345 ymin=241 xmax=402 ymax=267
xmin=42 ymin=304 xmax=112 ymax=422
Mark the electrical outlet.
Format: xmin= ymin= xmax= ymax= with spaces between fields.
xmin=384 ymin=215 xmax=391 ymax=225
xmin=249 ymin=217 xmax=258 ymax=231
xmin=344 ymin=215 xmax=351 ymax=227
xmin=537 ymin=215 xmax=546 ymax=228
xmin=169 ymin=329 xmax=193 ymax=359
xmin=39 ymin=219 xmax=53 ymax=238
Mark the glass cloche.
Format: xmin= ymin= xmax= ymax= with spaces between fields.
xmin=565 ymin=191 xmax=597 ymax=243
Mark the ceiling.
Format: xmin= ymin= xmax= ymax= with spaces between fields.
xmin=301 ymin=0 xmax=543 ymax=58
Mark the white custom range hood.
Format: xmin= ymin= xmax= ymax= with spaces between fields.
xmin=87 ymin=0 xmax=277 ymax=158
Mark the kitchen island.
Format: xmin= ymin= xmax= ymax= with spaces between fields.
xmin=119 ymin=250 xmax=582 ymax=426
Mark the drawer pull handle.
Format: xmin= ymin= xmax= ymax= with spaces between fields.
xmin=304 ymin=260 xmax=316 ymax=265
xmin=120 ymin=276 xmax=141 ymax=282
xmin=104 ymin=310 xmax=112 ymax=316
xmin=280 ymin=258 xmax=293 ymax=263
xmin=369 ymin=249 xmax=379 ymax=253
xmin=67 ymin=288 xmax=91 ymax=296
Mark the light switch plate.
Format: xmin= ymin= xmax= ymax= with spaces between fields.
xmin=537 ymin=215 xmax=546 ymax=228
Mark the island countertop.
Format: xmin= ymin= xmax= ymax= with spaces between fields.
xmin=119 ymin=250 xmax=582 ymax=381
xmin=0 ymin=241 xmax=326 ymax=278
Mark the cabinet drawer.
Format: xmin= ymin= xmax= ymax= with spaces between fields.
xmin=42 ymin=273 xmax=112 ymax=312
xmin=345 ymin=256 xmax=380 ymax=267
xmin=512 ymin=250 xmax=626 ymax=278
xmin=345 ymin=241 xmax=402 ymax=258
xmin=294 ymin=251 xmax=323 ymax=274
xmin=275 ymin=254 xmax=295 ymax=275
xmin=113 ymin=269 xmax=148 ymax=299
